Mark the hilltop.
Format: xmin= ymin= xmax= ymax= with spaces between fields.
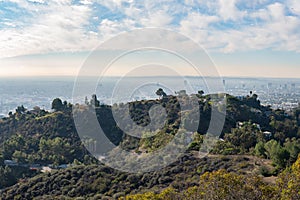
xmin=0 ymin=91 xmax=299 ymax=199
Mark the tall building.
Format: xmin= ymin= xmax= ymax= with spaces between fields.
xmin=291 ymin=83 xmax=296 ymax=89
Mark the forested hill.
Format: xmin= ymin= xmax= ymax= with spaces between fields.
xmin=0 ymin=91 xmax=299 ymax=199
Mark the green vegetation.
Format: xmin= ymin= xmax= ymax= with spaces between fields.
xmin=0 ymin=153 xmax=279 ymax=199
xmin=0 ymin=91 xmax=299 ymax=199
xmin=125 ymin=155 xmax=300 ymax=200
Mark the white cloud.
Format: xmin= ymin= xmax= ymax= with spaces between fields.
xmin=27 ymin=0 xmax=45 ymax=3
xmin=94 ymin=0 xmax=133 ymax=11
xmin=218 ymin=0 xmax=245 ymax=21
xmin=268 ymin=2 xmax=284 ymax=20
xmin=179 ymin=12 xmax=219 ymax=44
xmin=80 ymin=0 xmax=93 ymax=5
xmin=98 ymin=18 xmax=136 ymax=41
xmin=177 ymin=1 xmax=300 ymax=53
xmin=139 ymin=10 xmax=173 ymax=27
xmin=250 ymin=8 xmax=270 ymax=21
xmin=1 ymin=0 xmax=300 ymax=58
xmin=0 ymin=2 xmax=99 ymax=58
xmin=287 ymin=0 xmax=300 ymax=16
xmin=180 ymin=12 xmax=219 ymax=30
xmin=1 ymin=21 xmax=16 ymax=27
xmin=51 ymin=0 xmax=72 ymax=5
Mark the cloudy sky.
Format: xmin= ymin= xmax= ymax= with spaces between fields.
xmin=0 ymin=0 xmax=299 ymax=77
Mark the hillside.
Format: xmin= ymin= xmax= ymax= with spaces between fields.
xmin=0 ymin=153 xmax=275 ymax=199
xmin=0 ymin=91 xmax=299 ymax=199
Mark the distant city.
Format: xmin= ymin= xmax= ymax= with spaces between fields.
xmin=223 ymin=78 xmax=300 ymax=110
xmin=0 ymin=76 xmax=299 ymax=117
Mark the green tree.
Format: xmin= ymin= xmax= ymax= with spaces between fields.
xmin=198 ymin=90 xmax=204 ymax=97
xmin=0 ymin=155 xmax=4 ymax=166
xmin=283 ymin=138 xmax=300 ymax=165
xmin=156 ymin=88 xmax=166 ymax=99
xmin=0 ymin=166 xmax=16 ymax=189
xmin=225 ymin=122 xmax=258 ymax=151
xmin=264 ymin=139 xmax=280 ymax=159
xmin=15 ymin=105 xmax=26 ymax=114
xmin=265 ymin=139 xmax=290 ymax=168
xmin=12 ymin=150 xmax=27 ymax=163
xmin=51 ymin=98 xmax=64 ymax=111
xmin=255 ymin=141 xmax=267 ymax=158
xmin=90 ymin=94 xmax=100 ymax=107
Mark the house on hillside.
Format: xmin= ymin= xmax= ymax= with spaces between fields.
xmin=236 ymin=121 xmax=244 ymax=128
xmin=4 ymin=160 xmax=18 ymax=166
xmin=41 ymin=166 xmax=52 ymax=173
xmin=236 ymin=121 xmax=261 ymax=131
xmin=263 ymin=131 xmax=272 ymax=139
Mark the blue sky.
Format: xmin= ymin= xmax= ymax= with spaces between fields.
xmin=0 ymin=0 xmax=299 ymax=77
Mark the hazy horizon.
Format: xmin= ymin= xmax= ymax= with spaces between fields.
xmin=1 ymin=74 xmax=300 ymax=79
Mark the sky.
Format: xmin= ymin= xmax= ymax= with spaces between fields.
xmin=0 ymin=0 xmax=299 ymax=78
